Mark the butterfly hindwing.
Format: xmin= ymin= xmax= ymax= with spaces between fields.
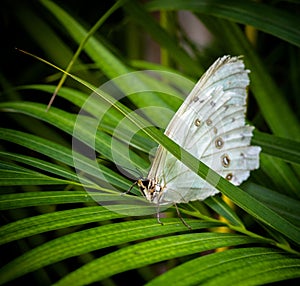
xmin=146 ymin=55 xmax=261 ymax=205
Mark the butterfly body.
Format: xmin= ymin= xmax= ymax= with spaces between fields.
xmin=138 ymin=56 xmax=261 ymax=208
xmin=137 ymin=178 xmax=164 ymax=204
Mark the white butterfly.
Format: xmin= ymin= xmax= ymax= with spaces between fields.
xmin=134 ymin=55 xmax=261 ymax=223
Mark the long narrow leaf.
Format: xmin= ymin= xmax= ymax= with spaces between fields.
xmin=0 ymin=191 xmax=144 ymax=210
xmin=253 ymin=130 xmax=300 ymax=166
xmin=244 ymin=183 xmax=300 ymax=227
xmin=0 ymin=128 xmax=130 ymax=190
xmin=146 ymin=247 xmax=300 ymax=286
xmin=0 ymin=206 xmax=125 ymax=245
xmin=53 ymin=233 xmax=262 ymax=286
xmin=204 ymin=196 xmax=244 ymax=227
xmin=0 ymin=162 xmax=70 ymax=186
xmin=260 ymin=154 xmax=300 ymax=198
xmin=0 ymin=152 xmax=80 ymax=183
xmin=0 ymin=220 xmax=221 ymax=285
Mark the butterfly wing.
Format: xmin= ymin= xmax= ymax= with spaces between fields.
xmin=148 ymin=55 xmax=261 ymax=204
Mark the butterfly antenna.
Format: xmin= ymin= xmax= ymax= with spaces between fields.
xmin=174 ymin=203 xmax=192 ymax=229
xmin=134 ymin=167 xmax=144 ymax=178
xmin=116 ymin=164 xmax=144 ymax=179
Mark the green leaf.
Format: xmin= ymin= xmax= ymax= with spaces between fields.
xmin=124 ymin=1 xmax=204 ymax=75
xmin=146 ymin=247 xmax=300 ymax=286
xmin=253 ymin=130 xmax=300 ymax=166
xmin=52 ymin=233 xmax=261 ymax=286
xmin=0 ymin=191 xmax=138 ymax=209
xmin=204 ymin=196 xmax=244 ymax=227
xmin=15 ymin=3 xmax=80 ymax=67
xmin=260 ymin=154 xmax=300 ymax=198
xmin=0 ymin=206 xmax=125 ymax=245
xmin=0 ymin=151 xmax=81 ymax=183
xmin=0 ymin=220 xmax=222 ymax=285
xmin=40 ymin=0 xmax=131 ymax=78
xmin=0 ymin=102 xmax=147 ymax=171
xmin=0 ymin=162 xmax=69 ymax=186
xmin=244 ymin=183 xmax=300 ymax=227
xmin=0 ymin=191 xmax=98 ymax=210
xmin=0 ymin=128 xmax=130 ymax=190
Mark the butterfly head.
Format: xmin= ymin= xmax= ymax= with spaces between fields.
xmin=137 ymin=178 xmax=164 ymax=204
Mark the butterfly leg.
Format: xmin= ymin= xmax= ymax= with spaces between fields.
xmin=121 ymin=181 xmax=137 ymax=196
xmin=174 ymin=203 xmax=192 ymax=230
xmin=156 ymin=203 xmax=164 ymax=225
xmin=156 ymin=212 xmax=164 ymax=226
